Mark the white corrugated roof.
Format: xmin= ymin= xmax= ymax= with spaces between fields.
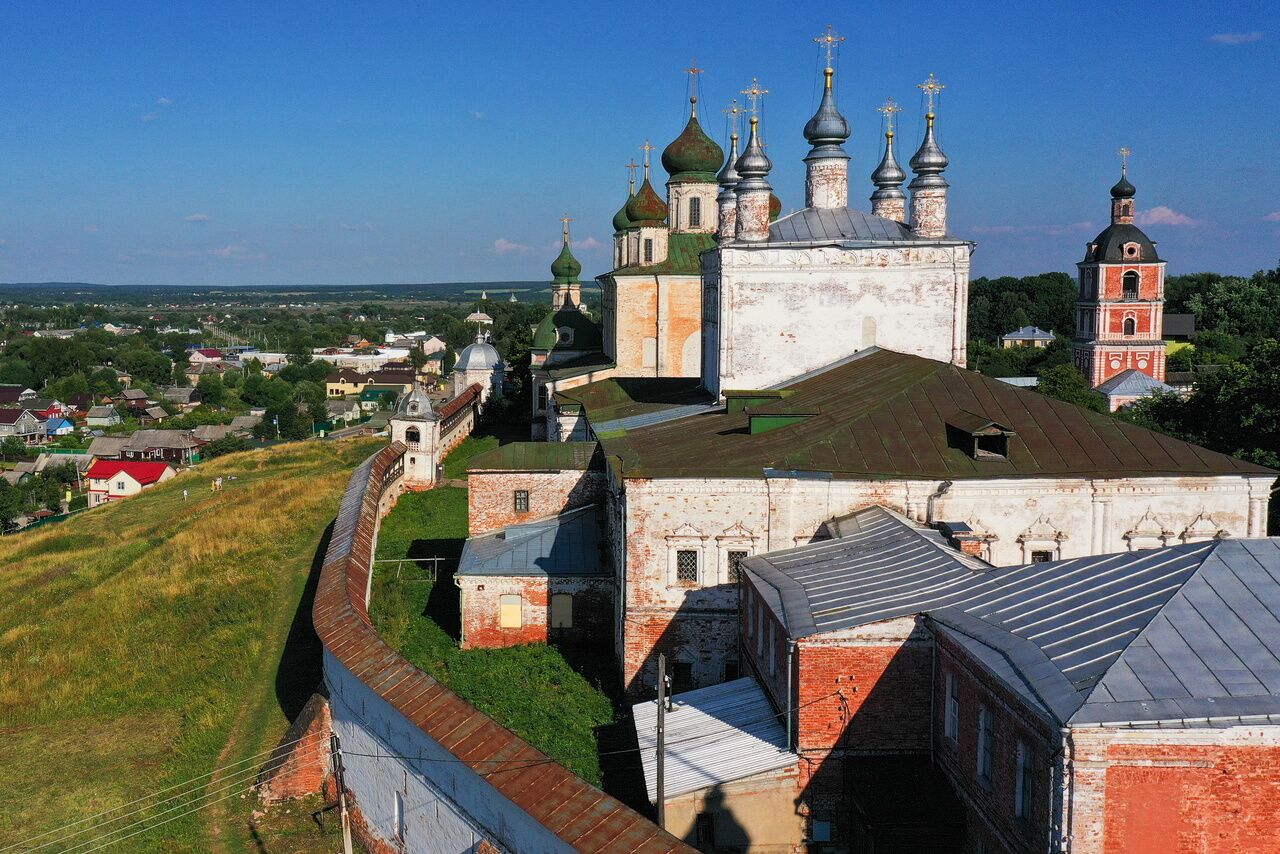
xmin=632 ymin=678 xmax=798 ymax=801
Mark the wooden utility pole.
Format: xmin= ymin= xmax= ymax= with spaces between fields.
xmin=656 ymin=652 xmax=667 ymax=829
xmin=331 ymin=733 xmax=354 ymax=854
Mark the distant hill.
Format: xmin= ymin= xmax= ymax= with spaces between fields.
xmin=0 ymin=439 xmax=378 ymax=851
xmin=0 ymin=280 xmax=547 ymax=304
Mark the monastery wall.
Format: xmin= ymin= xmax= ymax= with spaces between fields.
xmin=608 ymin=274 xmax=702 ymax=377
xmin=1068 ymin=726 xmax=1280 ymax=854
xmin=466 ymin=469 xmax=606 ymax=536
xmin=314 ymin=444 xmax=689 ymax=854
xmin=617 ymin=472 xmax=1270 ymax=695
xmin=703 ymin=245 xmax=970 ymax=396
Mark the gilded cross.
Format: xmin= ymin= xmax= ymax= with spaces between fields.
xmin=878 ymin=97 xmax=902 ymax=135
xmin=560 ymin=213 xmax=573 ymax=243
xmin=740 ymin=77 xmax=769 ymax=117
xmin=917 ymin=72 xmax=945 ymax=115
xmin=723 ymin=98 xmax=743 ymax=137
xmin=1118 ymin=146 xmax=1132 ymax=173
xmin=813 ymin=24 xmax=844 ymax=69
xmin=639 ymin=140 xmax=655 ymax=176
xmin=624 ymin=158 xmax=639 ymax=190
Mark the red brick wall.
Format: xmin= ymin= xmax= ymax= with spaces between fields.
xmin=467 ymin=470 xmax=606 ymax=535
xmin=458 ymin=575 xmax=611 ymax=650
xmin=623 ymin=608 xmax=741 ymax=699
xmin=932 ymin=631 xmax=1056 ymax=854
xmin=1086 ymin=740 xmax=1280 ymax=854
xmin=257 ymin=693 xmax=333 ymax=803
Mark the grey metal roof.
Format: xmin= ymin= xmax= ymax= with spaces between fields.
xmin=767 ymin=207 xmax=920 ymax=245
xmin=457 ymin=505 xmax=605 ymax=578
xmin=1096 ymin=369 xmax=1174 ymax=397
xmin=1001 ymin=325 xmax=1055 ymax=341
xmin=747 ymin=513 xmax=1280 ymax=726
xmin=632 ymin=677 xmax=798 ymax=801
xmin=996 ymin=376 xmax=1039 ymax=388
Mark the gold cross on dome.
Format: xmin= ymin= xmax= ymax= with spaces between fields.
xmin=639 ymin=140 xmax=655 ymax=176
xmin=684 ymin=59 xmax=704 ymax=81
xmin=723 ymin=98 xmax=743 ymax=136
xmin=741 ymin=77 xmax=769 ymax=117
xmin=878 ymin=97 xmax=902 ymax=135
xmin=814 ymin=24 xmax=845 ymax=69
xmin=560 ymin=213 xmax=573 ymax=242
xmin=1118 ymin=146 xmax=1132 ymax=173
xmin=917 ymin=72 xmax=945 ymax=115
xmin=624 ymin=158 xmax=639 ymax=187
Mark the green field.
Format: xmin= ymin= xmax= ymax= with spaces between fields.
xmin=370 ymin=442 xmax=614 ymax=784
xmin=0 ymin=439 xmax=378 ymax=853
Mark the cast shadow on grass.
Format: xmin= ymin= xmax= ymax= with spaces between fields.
xmin=408 ymin=536 xmax=465 ymax=641
xmin=273 ymin=520 xmax=332 ymax=721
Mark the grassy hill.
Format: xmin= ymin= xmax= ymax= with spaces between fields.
xmin=0 ymin=439 xmax=378 ymax=853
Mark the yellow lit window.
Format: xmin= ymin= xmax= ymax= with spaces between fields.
xmin=499 ymin=594 xmax=522 ymax=628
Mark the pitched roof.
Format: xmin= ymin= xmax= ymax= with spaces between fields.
xmin=553 ymin=377 xmax=710 ymax=426
xmin=577 ymin=348 xmax=1272 ymax=480
xmin=632 ymin=677 xmax=797 ymax=801
xmin=1001 ymin=325 xmax=1055 ymax=341
xmin=87 ymin=436 xmax=130 ymax=458
xmin=610 ymin=232 xmax=716 ymax=276
xmin=467 ymin=441 xmax=602 ymax=473
xmin=457 ymin=506 xmax=605 ymax=578
xmin=746 ymin=509 xmax=1280 ymax=727
xmin=767 ymin=206 xmax=954 ymax=246
xmin=85 ymin=459 xmax=173 ymax=485
xmin=122 ymin=429 xmax=200 ymax=451
xmin=1096 ymin=368 xmax=1174 ymax=398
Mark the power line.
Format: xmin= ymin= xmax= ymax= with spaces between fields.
xmin=7 ymin=739 xmax=327 ymax=854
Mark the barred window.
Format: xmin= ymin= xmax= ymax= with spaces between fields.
xmin=643 ymin=239 xmax=653 ymax=264
xmin=513 ymin=490 xmax=529 ymax=513
xmin=676 ymin=549 xmax=699 ymax=583
xmin=727 ymin=550 xmax=748 ymax=583
xmin=689 ymin=197 xmax=701 ymax=228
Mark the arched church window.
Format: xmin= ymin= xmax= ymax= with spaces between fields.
xmin=405 ymin=426 xmax=420 ymax=448
xmin=1122 ymin=271 xmax=1139 ymax=300
xmin=1123 ymin=317 xmax=1136 ymax=336
xmin=689 ymin=197 xmax=701 ymax=229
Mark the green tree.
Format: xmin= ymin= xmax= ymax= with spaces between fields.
xmin=196 ymin=374 xmax=226 ymax=408
xmin=1035 ymin=364 xmax=1107 ymax=413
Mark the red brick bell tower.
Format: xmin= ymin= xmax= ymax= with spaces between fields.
xmin=1073 ymin=152 xmax=1167 ymax=387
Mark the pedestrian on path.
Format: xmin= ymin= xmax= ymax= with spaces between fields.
xmin=183 ymin=489 xmax=188 ymax=501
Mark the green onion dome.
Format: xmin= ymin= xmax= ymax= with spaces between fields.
xmin=661 ymin=98 xmax=725 ymax=183
xmin=550 ymin=241 xmax=581 ymax=284
xmin=625 ymin=177 xmax=668 ymax=227
xmin=612 ymin=195 xmax=633 ymax=234
xmin=769 ymin=193 xmax=782 ymax=222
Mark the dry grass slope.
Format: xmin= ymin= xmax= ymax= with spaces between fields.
xmin=0 ymin=439 xmax=378 ymax=853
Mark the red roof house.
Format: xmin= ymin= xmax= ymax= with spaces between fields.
xmin=85 ymin=460 xmax=176 ymax=507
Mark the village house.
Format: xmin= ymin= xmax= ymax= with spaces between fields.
xmin=188 ymin=347 xmax=224 ymax=364
xmin=0 ymin=385 xmax=38 ymax=404
xmin=85 ymin=405 xmax=122 ymax=428
xmin=324 ymin=398 xmax=361 ymax=425
xmin=0 ymin=409 xmax=47 ymax=444
xmin=120 ymin=429 xmax=204 ymax=465
xmin=999 ymin=325 xmax=1055 ymax=348
xmin=86 ymin=435 xmax=130 ymax=461
xmin=44 ymin=416 xmax=75 ymax=438
xmin=161 ymin=386 xmax=202 ymax=411
xmin=85 ymin=459 xmax=175 ymax=507
xmin=324 ymin=368 xmax=415 ymax=399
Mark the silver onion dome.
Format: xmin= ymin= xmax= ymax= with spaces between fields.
xmin=734 ymin=117 xmax=772 ymax=191
xmin=871 ymin=131 xmax=907 ymax=201
xmin=802 ymin=69 xmax=850 ymax=160
xmin=908 ymin=115 xmax=949 ymax=190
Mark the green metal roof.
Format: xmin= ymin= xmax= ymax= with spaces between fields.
xmin=542 ymin=351 xmax=615 ymax=381
xmin=467 ymin=441 xmax=603 ymax=473
xmin=609 ymin=232 xmax=716 ymax=277
xmin=553 ymin=377 xmax=710 ymax=426
xmin=580 ymin=348 xmax=1275 ymax=481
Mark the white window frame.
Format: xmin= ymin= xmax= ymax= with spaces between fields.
xmin=665 ymin=528 xmax=707 ymax=588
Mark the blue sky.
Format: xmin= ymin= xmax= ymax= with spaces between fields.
xmin=1 ymin=1 xmax=1276 ymax=287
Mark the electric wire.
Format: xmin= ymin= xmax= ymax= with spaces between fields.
xmin=52 ymin=743 xmax=331 ymax=854
xmin=9 ymin=740 xmax=328 ymax=854
xmin=0 ymin=732 xmax=313 ymax=853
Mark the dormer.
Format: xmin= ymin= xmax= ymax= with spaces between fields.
xmin=945 ymin=410 xmax=1015 ymax=460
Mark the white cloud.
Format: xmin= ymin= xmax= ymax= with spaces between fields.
xmin=1209 ymin=31 xmax=1263 ymax=44
xmin=1136 ymin=206 xmax=1203 ymax=226
xmin=470 ymin=111 xmax=484 ymax=120
xmin=156 ymin=96 xmax=174 ymax=106
xmin=184 ymin=213 xmax=209 ymax=223
xmin=341 ymin=222 xmax=375 ymax=232
xmin=141 ymin=112 xmax=158 ymax=123
xmin=83 ymin=225 xmax=99 ymax=233
xmin=493 ymin=238 xmax=533 ymax=254
xmin=572 ymin=236 xmax=606 ymax=251
xmin=1263 ymin=211 xmax=1280 ymax=222
xmin=208 ymin=243 xmax=263 ymax=260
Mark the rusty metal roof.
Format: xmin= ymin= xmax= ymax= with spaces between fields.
xmin=314 ymin=444 xmax=691 ymax=853
xmin=468 ymin=441 xmax=602 ymax=473
xmin=587 ymin=348 xmax=1273 ymax=481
